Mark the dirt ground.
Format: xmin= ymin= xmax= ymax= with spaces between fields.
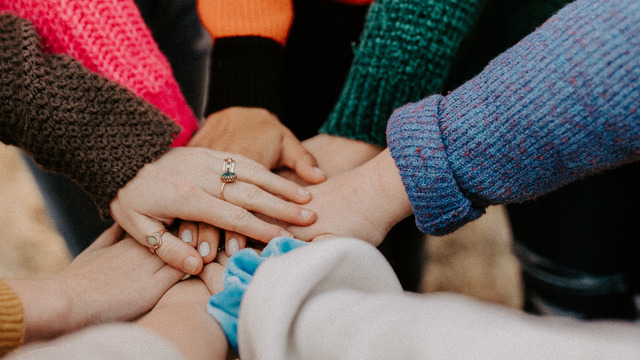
xmin=0 ymin=143 xmax=522 ymax=308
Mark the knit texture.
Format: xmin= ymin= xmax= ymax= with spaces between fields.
xmin=444 ymin=0 xmax=573 ymax=91
xmin=321 ymin=0 xmax=483 ymax=146
xmin=0 ymin=280 xmax=24 ymax=356
xmin=0 ymin=0 xmax=198 ymax=146
xmin=0 ymin=14 xmax=180 ymax=218
xmin=387 ymin=0 xmax=640 ymax=235
xmin=198 ymin=0 xmax=373 ymax=122
xmin=206 ymin=37 xmax=285 ymax=118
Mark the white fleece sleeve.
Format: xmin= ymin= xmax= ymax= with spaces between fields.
xmin=238 ymin=238 xmax=640 ymax=360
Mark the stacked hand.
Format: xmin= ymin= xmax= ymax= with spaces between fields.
xmin=110 ymin=147 xmax=317 ymax=275
xmin=180 ymin=107 xmax=326 ymax=258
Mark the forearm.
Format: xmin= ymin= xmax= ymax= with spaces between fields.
xmin=137 ymin=279 xmax=228 ymax=360
xmin=321 ymin=0 xmax=483 ymax=146
xmin=4 ymin=280 xmax=70 ymax=344
xmin=138 ymin=307 xmax=227 ymax=360
xmin=0 ymin=14 xmax=179 ymax=218
xmin=387 ymin=0 xmax=640 ymax=235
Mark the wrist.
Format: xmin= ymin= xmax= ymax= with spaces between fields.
xmin=138 ymin=280 xmax=228 ymax=360
xmin=362 ymin=149 xmax=413 ymax=230
xmin=6 ymin=279 xmax=73 ymax=342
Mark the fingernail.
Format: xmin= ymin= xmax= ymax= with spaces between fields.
xmin=184 ymin=256 xmax=198 ymax=274
xmin=313 ymin=167 xmax=325 ymax=176
xmin=228 ymin=238 xmax=240 ymax=256
xmin=198 ymin=242 xmax=211 ymax=257
xmin=298 ymin=188 xmax=310 ymax=197
xmin=181 ymin=229 xmax=192 ymax=243
xmin=301 ymin=209 xmax=314 ymax=219
xmin=281 ymin=230 xmax=295 ymax=238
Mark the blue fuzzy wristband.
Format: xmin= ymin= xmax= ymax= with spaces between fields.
xmin=206 ymin=237 xmax=307 ymax=352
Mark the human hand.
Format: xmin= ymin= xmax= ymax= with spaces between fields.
xmin=287 ymin=149 xmax=414 ymax=246
xmin=137 ymin=255 xmax=229 ymax=360
xmin=110 ymin=147 xmax=316 ymax=275
xmin=183 ymin=107 xmax=326 ymax=257
xmin=302 ymin=134 xmax=384 ymax=178
xmin=190 ymin=107 xmax=326 ymax=183
xmin=7 ymin=225 xmax=186 ymax=343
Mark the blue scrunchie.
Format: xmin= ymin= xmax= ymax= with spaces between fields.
xmin=207 ymin=237 xmax=307 ymax=352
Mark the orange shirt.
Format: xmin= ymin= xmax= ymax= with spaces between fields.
xmin=197 ymin=0 xmax=374 ymax=45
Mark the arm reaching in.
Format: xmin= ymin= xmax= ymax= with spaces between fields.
xmin=4 ymin=225 xmax=184 ymax=346
xmin=286 ymin=149 xmax=412 ymax=245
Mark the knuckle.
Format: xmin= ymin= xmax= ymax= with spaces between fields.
xmin=228 ymin=206 xmax=251 ymax=223
xmin=243 ymin=185 xmax=261 ymax=202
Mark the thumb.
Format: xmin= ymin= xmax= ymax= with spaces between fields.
xmin=280 ymin=134 xmax=326 ymax=184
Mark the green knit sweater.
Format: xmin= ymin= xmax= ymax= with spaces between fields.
xmin=321 ymin=0 xmax=571 ymax=147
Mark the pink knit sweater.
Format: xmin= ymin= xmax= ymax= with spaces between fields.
xmin=0 ymin=0 xmax=198 ymax=146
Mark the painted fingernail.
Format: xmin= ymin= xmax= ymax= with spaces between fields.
xmin=313 ymin=167 xmax=326 ymax=176
xmin=184 ymin=256 xmax=198 ymax=274
xmin=228 ymin=238 xmax=240 ymax=256
xmin=301 ymin=209 xmax=315 ymax=219
xmin=281 ymin=230 xmax=295 ymax=238
xmin=298 ymin=188 xmax=310 ymax=197
xmin=181 ymin=229 xmax=192 ymax=243
xmin=198 ymin=242 xmax=211 ymax=257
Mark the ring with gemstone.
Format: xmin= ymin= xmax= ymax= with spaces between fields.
xmin=146 ymin=229 xmax=168 ymax=254
xmin=221 ymin=158 xmax=237 ymax=183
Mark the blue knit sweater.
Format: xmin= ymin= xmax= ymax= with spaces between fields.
xmin=387 ymin=0 xmax=640 ymax=236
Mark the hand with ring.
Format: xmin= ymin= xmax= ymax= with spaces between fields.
xmin=110 ymin=147 xmax=317 ymax=275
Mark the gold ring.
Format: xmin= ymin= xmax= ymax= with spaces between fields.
xmin=220 ymin=182 xmax=227 ymax=201
xmin=146 ymin=229 xmax=168 ymax=254
xmin=221 ymin=158 xmax=236 ymax=183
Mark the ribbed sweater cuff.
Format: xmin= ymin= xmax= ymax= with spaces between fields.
xmin=206 ymin=36 xmax=284 ymax=118
xmin=387 ymin=96 xmax=483 ymax=235
xmin=0 ymin=280 xmax=25 ymax=356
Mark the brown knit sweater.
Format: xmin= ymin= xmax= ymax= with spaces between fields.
xmin=0 ymin=13 xmax=181 ymax=218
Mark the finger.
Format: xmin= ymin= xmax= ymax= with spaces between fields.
xmin=153 ymin=263 xmax=188 ymax=288
xmin=175 ymin=196 xmax=294 ymax=243
xmin=132 ymin=217 xmax=204 ymax=275
xmin=280 ymin=134 xmax=327 ymax=185
xmin=178 ymin=221 xmax=199 ymax=247
xmin=312 ymin=234 xmax=338 ymax=243
xmin=229 ymin=157 xmax=312 ymax=204
xmin=87 ymin=224 xmax=124 ymax=250
xmin=224 ymin=230 xmax=246 ymax=257
xmin=196 ymin=222 xmax=220 ymax=264
xmin=199 ymin=261 xmax=226 ymax=294
xmin=215 ymin=249 xmax=230 ymax=267
xmin=217 ymin=181 xmax=316 ymax=226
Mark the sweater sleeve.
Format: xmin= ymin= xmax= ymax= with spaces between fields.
xmin=0 ymin=279 xmax=24 ymax=356
xmin=0 ymin=0 xmax=199 ymax=146
xmin=320 ymin=0 xmax=483 ymax=147
xmin=237 ymin=237 xmax=640 ymax=359
xmin=0 ymin=14 xmax=180 ymax=218
xmin=197 ymin=0 xmax=293 ymax=117
xmin=387 ymin=0 xmax=640 ymax=235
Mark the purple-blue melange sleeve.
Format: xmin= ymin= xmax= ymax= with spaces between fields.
xmin=387 ymin=0 xmax=640 ymax=235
